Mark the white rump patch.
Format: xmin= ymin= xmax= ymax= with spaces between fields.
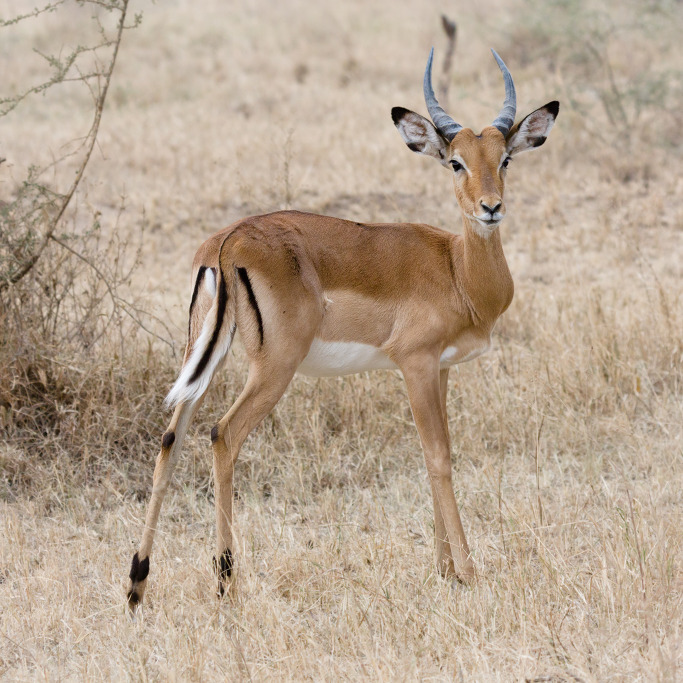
xmin=204 ymin=267 xmax=217 ymax=298
xmin=297 ymin=339 xmax=396 ymax=377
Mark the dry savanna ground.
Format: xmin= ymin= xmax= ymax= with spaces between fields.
xmin=1 ymin=0 xmax=682 ymax=680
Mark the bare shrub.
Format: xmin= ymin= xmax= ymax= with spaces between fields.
xmin=0 ymin=0 xmax=173 ymax=500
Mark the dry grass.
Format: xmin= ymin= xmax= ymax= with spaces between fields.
xmin=1 ymin=0 xmax=682 ymax=680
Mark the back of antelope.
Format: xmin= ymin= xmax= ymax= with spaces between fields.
xmin=127 ymin=48 xmax=559 ymax=608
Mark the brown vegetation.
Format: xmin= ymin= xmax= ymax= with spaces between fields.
xmin=0 ymin=0 xmax=681 ymax=679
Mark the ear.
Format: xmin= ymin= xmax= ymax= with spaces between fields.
xmin=391 ymin=107 xmax=450 ymax=167
xmin=506 ymin=101 xmax=559 ymax=157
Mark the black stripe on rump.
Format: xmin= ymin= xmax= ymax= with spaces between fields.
xmin=236 ymin=267 xmax=264 ymax=346
xmin=189 ymin=266 xmax=228 ymax=384
xmin=188 ymin=265 xmax=207 ymax=337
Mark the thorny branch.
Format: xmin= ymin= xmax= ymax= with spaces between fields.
xmin=0 ymin=0 xmax=131 ymax=293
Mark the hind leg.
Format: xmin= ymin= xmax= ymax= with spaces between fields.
xmin=210 ymin=358 xmax=299 ymax=597
xmin=127 ymin=395 xmax=205 ymax=609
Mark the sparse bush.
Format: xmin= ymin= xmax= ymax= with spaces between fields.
xmin=0 ymin=0 xmax=173 ymax=499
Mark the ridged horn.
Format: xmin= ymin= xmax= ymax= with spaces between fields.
xmin=423 ymin=47 xmax=462 ymax=141
xmin=490 ymin=49 xmax=517 ymax=136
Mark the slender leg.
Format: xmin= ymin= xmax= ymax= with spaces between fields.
xmin=402 ymin=357 xmax=475 ymax=582
xmin=431 ymin=368 xmax=455 ymax=576
xmin=127 ymin=395 xmax=206 ymax=608
xmin=210 ymin=360 xmax=298 ymax=597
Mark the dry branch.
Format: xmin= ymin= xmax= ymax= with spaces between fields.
xmin=438 ymin=15 xmax=457 ymax=107
xmin=0 ymin=0 xmax=130 ymax=293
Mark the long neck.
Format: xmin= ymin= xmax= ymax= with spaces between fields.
xmin=460 ymin=217 xmax=514 ymax=325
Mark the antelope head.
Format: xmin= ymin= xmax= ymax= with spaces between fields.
xmin=392 ymin=49 xmax=559 ymax=237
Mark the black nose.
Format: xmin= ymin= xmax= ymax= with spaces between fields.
xmin=481 ymin=201 xmax=501 ymax=215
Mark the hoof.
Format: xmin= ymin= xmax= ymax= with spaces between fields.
xmin=437 ymin=555 xmax=475 ymax=585
xmin=127 ymin=552 xmax=150 ymax=609
xmin=437 ymin=557 xmax=456 ymax=579
xmin=453 ymin=562 xmax=476 ymax=586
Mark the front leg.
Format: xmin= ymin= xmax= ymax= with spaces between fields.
xmin=401 ymin=356 xmax=475 ymax=583
xmin=431 ymin=367 xmax=455 ymax=577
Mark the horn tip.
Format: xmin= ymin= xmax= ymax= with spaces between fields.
xmin=424 ymin=48 xmax=435 ymax=88
xmin=490 ymin=48 xmax=505 ymax=67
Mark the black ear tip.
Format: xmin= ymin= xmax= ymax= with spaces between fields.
xmin=391 ymin=107 xmax=408 ymax=124
xmin=547 ymin=100 xmax=560 ymax=116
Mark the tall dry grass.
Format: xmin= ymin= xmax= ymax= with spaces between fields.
xmin=1 ymin=0 xmax=681 ymax=680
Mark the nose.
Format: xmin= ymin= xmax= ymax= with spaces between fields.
xmin=480 ymin=200 xmax=501 ymax=215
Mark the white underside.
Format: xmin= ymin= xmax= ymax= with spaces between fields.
xmin=297 ymin=340 xmax=396 ymax=377
xmin=296 ymin=339 xmax=491 ymax=377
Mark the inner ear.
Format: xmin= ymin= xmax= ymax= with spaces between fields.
xmin=392 ymin=107 xmax=450 ymax=167
xmin=506 ymin=101 xmax=559 ymax=156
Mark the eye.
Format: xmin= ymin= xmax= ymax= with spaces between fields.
xmin=450 ymin=160 xmax=463 ymax=172
xmin=501 ymin=156 xmax=512 ymax=169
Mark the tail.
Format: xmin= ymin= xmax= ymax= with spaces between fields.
xmin=164 ymin=263 xmax=236 ymax=408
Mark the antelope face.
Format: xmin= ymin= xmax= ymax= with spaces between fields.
xmin=392 ymin=48 xmax=559 ymax=237
xmin=448 ymin=126 xmax=509 ymax=236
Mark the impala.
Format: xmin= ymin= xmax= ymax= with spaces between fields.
xmin=127 ymin=48 xmax=559 ymax=607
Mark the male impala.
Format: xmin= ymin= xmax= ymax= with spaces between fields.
xmin=127 ymin=48 xmax=558 ymax=607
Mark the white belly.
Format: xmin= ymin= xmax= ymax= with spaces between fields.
xmin=297 ymin=339 xmax=397 ymax=377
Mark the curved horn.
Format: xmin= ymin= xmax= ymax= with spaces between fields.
xmin=423 ymin=47 xmax=462 ymax=141
xmin=490 ymin=49 xmax=517 ymax=136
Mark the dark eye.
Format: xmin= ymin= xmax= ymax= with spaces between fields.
xmin=502 ymin=156 xmax=512 ymax=169
xmin=450 ymin=160 xmax=463 ymax=172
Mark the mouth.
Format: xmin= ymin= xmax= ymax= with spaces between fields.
xmin=472 ymin=215 xmax=502 ymax=228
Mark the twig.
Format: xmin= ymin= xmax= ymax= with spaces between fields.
xmin=0 ymin=0 xmax=66 ymax=28
xmin=438 ymin=15 xmax=457 ymax=107
xmin=535 ymin=414 xmax=545 ymax=527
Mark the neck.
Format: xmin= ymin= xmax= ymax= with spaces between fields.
xmin=460 ymin=216 xmax=514 ymax=324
